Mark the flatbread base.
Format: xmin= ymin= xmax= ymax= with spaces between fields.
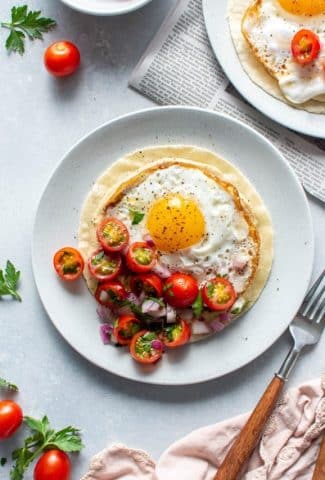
xmin=228 ymin=0 xmax=325 ymax=114
xmin=78 ymin=145 xmax=273 ymax=342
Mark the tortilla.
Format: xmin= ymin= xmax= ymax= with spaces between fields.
xmin=78 ymin=145 xmax=273 ymax=340
xmin=228 ymin=0 xmax=325 ymax=114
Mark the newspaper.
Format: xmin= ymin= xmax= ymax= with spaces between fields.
xmin=129 ymin=0 xmax=325 ymax=203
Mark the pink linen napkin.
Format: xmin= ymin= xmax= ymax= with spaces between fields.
xmin=82 ymin=377 xmax=325 ymax=480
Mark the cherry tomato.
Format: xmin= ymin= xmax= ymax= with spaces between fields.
xmin=97 ymin=218 xmax=129 ymax=253
xmin=126 ymin=242 xmax=156 ymax=273
xmin=0 ymin=400 xmax=23 ymax=440
xmin=130 ymin=330 xmax=163 ymax=364
xmin=88 ymin=249 xmax=122 ymax=281
xmin=291 ymin=29 xmax=320 ymax=65
xmin=202 ymin=277 xmax=236 ymax=311
xmin=164 ymin=273 xmax=199 ymax=308
xmin=53 ymin=247 xmax=84 ymax=282
xmin=34 ymin=450 xmax=70 ymax=480
xmin=95 ymin=280 xmax=127 ymax=307
xmin=113 ymin=315 xmax=141 ymax=345
xmin=160 ymin=318 xmax=191 ymax=348
xmin=44 ymin=41 xmax=80 ymax=77
xmin=130 ymin=273 xmax=163 ymax=297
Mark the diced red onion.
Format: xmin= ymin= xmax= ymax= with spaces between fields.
xmin=143 ymin=233 xmax=155 ymax=247
xmin=219 ymin=312 xmax=230 ymax=324
xmin=166 ymin=304 xmax=177 ymax=323
xmin=96 ymin=305 xmax=115 ymax=323
xmin=191 ymin=320 xmax=211 ymax=335
xmin=152 ymin=262 xmax=171 ymax=279
xmin=142 ymin=299 xmax=160 ymax=314
xmin=99 ymin=290 xmax=109 ymax=303
xmin=149 ymin=307 xmax=166 ymax=318
xmin=151 ymin=339 xmax=164 ymax=351
xmin=210 ymin=320 xmax=225 ymax=332
xmin=138 ymin=291 xmax=146 ymax=303
xmin=99 ymin=324 xmax=113 ymax=344
xmin=127 ymin=292 xmax=140 ymax=306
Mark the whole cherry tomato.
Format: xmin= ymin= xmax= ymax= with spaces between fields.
xmin=0 ymin=400 xmax=23 ymax=440
xmin=164 ymin=273 xmax=198 ymax=308
xmin=34 ymin=450 xmax=70 ymax=480
xmin=44 ymin=41 xmax=80 ymax=77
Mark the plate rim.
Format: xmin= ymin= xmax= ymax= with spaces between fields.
xmin=59 ymin=0 xmax=152 ymax=16
xmin=32 ymin=105 xmax=314 ymax=385
xmin=202 ymin=0 xmax=325 ymax=139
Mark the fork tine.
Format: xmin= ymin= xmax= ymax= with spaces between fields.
xmin=307 ymin=285 xmax=325 ymax=320
xmin=300 ymin=270 xmax=325 ymax=317
xmin=313 ymin=294 xmax=325 ymax=324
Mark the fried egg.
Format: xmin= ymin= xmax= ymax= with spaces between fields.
xmin=242 ymin=0 xmax=325 ymax=104
xmin=106 ymin=162 xmax=259 ymax=295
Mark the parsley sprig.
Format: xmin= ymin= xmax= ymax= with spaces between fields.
xmin=1 ymin=5 xmax=56 ymax=55
xmin=192 ymin=292 xmax=203 ymax=317
xmin=0 ymin=260 xmax=21 ymax=301
xmin=0 ymin=377 xmax=18 ymax=391
xmin=11 ymin=416 xmax=84 ymax=480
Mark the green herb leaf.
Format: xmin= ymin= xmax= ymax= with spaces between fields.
xmin=206 ymin=283 xmax=214 ymax=298
xmin=1 ymin=5 xmax=56 ymax=55
xmin=0 ymin=377 xmax=18 ymax=391
xmin=0 ymin=260 xmax=21 ymax=301
xmin=129 ymin=210 xmax=145 ymax=225
xmin=192 ymin=292 xmax=203 ymax=317
xmin=1 ymin=458 xmax=7 ymax=467
xmin=146 ymin=297 xmax=165 ymax=307
xmin=10 ymin=416 xmax=84 ymax=480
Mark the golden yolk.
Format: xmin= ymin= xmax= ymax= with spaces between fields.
xmin=146 ymin=194 xmax=205 ymax=252
xmin=278 ymin=0 xmax=325 ymax=15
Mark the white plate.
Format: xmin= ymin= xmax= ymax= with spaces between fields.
xmin=60 ymin=0 xmax=152 ymax=16
xmin=32 ymin=106 xmax=313 ymax=385
xmin=202 ymin=0 xmax=325 ymax=139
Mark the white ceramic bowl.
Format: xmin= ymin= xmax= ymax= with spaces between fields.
xmin=60 ymin=0 xmax=153 ymax=16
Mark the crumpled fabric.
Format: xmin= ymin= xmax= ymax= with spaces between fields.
xmin=82 ymin=377 xmax=325 ymax=480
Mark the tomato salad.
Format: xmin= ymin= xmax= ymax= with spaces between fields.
xmin=54 ymin=217 xmax=248 ymax=366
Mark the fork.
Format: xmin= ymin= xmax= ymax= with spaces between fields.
xmin=214 ymin=270 xmax=325 ymax=480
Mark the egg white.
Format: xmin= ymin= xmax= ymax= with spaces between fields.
xmin=108 ymin=165 xmax=257 ymax=294
xmin=242 ymin=0 xmax=325 ymax=104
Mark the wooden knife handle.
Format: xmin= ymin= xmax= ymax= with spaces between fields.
xmin=312 ymin=432 xmax=325 ymax=480
xmin=214 ymin=375 xmax=285 ymax=480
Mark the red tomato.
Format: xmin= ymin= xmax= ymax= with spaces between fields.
xmin=53 ymin=247 xmax=84 ymax=282
xmin=164 ymin=273 xmax=198 ymax=308
xmin=0 ymin=400 xmax=23 ymax=440
xmin=130 ymin=273 xmax=163 ymax=297
xmin=88 ymin=249 xmax=122 ymax=281
xmin=130 ymin=330 xmax=163 ymax=364
xmin=34 ymin=450 xmax=70 ymax=480
xmin=291 ymin=29 xmax=320 ymax=65
xmin=202 ymin=277 xmax=236 ymax=311
xmin=126 ymin=242 xmax=156 ymax=273
xmin=44 ymin=41 xmax=80 ymax=77
xmin=97 ymin=218 xmax=129 ymax=253
xmin=113 ymin=315 xmax=141 ymax=345
xmin=95 ymin=280 xmax=127 ymax=307
xmin=160 ymin=318 xmax=191 ymax=348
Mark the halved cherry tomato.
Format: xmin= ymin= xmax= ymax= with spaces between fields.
xmin=113 ymin=315 xmax=141 ymax=345
xmin=97 ymin=218 xmax=129 ymax=253
xmin=44 ymin=41 xmax=80 ymax=78
xmin=88 ymin=249 xmax=122 ymax=281
xmin=160 ymin=318 xmax=191 ymax=348
xmin=130 ymin=330 xmax=163 ymax=364
xmin=291 ymin=29 xmax=320 ymax=65
xmin=126 ymin=242 xmax=156 ymax=273
xmin=130 ymin=273 xmax=163 ymax=297
xmin=95 ymin=280 xmax=127 ymax=307
xmin=53 ymin=247 xmax=84 ymax=282
xmin=34 ymin=449 xmax=70 ymax=480
xmin=164 ymin=273 xmax=198 ymax=308
xmin=0 ymin=400 xmax=23 ymax=440
xmin=202 ymin=277 xmax=236 ymax=311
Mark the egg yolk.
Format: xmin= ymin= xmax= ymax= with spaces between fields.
xmin=146 ymin=194 xmax=205 ymax=252
xmin=278 ymin=0 xmax=325 ymax=15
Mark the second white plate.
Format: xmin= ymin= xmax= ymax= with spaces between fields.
xmin=32 ymin=106 xmax=313 ymax=385
xmin=202 ymin=0 xmax=325 ymax=138
xmin=59 ymin=0 xmax=152 ymax=16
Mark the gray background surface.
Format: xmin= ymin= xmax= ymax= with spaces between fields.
xmin=0 ymin=0 xmax=324 ymax=478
